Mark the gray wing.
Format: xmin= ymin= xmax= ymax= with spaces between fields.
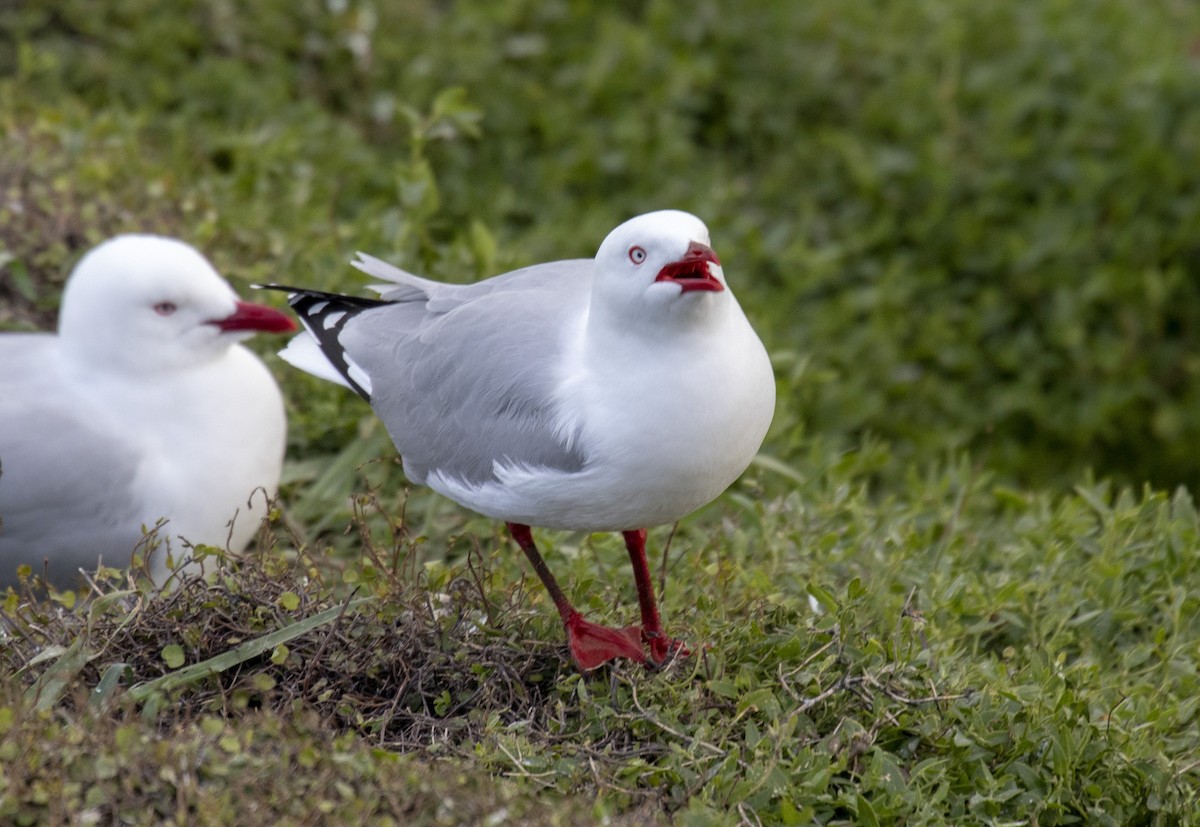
xmin=0 ymin=336 xmax=145 ymax=587
xmin=339 ymin=260 xmax=595 ymax=486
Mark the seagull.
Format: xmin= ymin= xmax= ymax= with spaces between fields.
xmin=267 ymin=210 xmax=775 ymax=670
xmin=0 ymin=235 xmax=295 ymax=588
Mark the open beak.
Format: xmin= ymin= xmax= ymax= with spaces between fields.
xmin=209 ymin=301 xmax=297 ymax=333
xmin=654 ymin=241 xmax=724 ymax=293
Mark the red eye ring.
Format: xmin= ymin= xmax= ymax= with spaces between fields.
xmin=154 ymin=302 xmax=178 ymax=316
xmin=628 ymin=246 xmax=647 ymax=264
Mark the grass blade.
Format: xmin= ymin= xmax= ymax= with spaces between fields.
xmin=125 ymin=595 xmax=375 ymax=702
xmin=25 ymin=638 xmax=92 ymax=712
xmin=89 ymin=662 xmax=133 ymax=709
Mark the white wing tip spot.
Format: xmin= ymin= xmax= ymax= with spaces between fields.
xmin=348 ymin=362 xmax=372 ymax=396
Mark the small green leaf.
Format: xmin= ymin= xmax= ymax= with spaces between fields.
xmin=161 ymin=645 xmax=185 ymax=669
xmin=278 ymin=591 xmax=300 ymax=611
xmin=114 ymin=724 xmax=139 ymax=752
xmin=806 ymin=583 xmax=839 ymax=613
xmin=433 ymin=689 xmax=452 ymax=716
xmin=856 ymin=794 xmax=881 ymax=827
xmin=847 ymin=577 xmax=867 ymax=600
xmin=708 ymin=679 xmax=739 ymax=699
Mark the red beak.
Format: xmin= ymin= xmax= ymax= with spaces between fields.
xmin=209 ymin=301 xmax=297 ymax=333
xmin=654 ymin=241 xmax=724 ymax=293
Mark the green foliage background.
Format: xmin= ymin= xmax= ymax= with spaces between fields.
xmin=5 ymin=0 xmax=1200 ymax=488
xmin=4 ymin=0 xmax=1200 ymax=823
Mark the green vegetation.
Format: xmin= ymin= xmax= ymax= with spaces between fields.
xmin=3 ymin=0 xmax=1200 ymax=823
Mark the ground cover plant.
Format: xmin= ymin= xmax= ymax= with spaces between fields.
xmin=2 ymin=0 xmax=1200 ymax=823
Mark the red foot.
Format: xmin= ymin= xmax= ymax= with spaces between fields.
xmin=565 ymin=613 xmax=646 ymax=671
xmin=644 ymin=630 xmax=691 ymax=666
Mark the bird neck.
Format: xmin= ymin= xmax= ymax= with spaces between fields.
xmin=586 ymin=290 xmax=731 ymax=346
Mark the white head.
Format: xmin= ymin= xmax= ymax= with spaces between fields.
xmin=591 ymin=210 xmax=730 ymax=330
xmin=58 ymin=234 xmax=294 ymax=373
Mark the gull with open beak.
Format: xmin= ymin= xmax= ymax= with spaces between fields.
xmin=270 ymin=210 xmax=775 ymax=669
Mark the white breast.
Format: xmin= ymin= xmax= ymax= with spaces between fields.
xmin=83 ymin=345 xmax=287 ymax=578
xmin=430 ymin=296 xmax=775 ymax=531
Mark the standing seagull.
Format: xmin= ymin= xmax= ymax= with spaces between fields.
xmin=270 ymin=210 xmax=775 ymax=669
xmin=0 ymin=235 xmax=295 ymax=588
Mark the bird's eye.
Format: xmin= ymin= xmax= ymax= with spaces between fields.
xmin=154 ymin=302 xmax=178 ymax=316
xmin=628 ymin=246 xmax=647 ymax=264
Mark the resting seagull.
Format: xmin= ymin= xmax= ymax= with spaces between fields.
xmin=0 ymin=235 xmax=295 ymax=588
xmin=268 ymin=210 xmax=775 ymax=669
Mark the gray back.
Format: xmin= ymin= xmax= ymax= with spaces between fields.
xmin=341 ymin=261 xmax=595 ymax=486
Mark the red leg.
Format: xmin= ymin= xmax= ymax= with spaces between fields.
xmin=623 ymin=529 xmax=690 ymax=664
xmin=507 ymin=523 xmax=644 ymax=670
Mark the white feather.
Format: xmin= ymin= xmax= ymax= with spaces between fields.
xmin=278 ymin=332 xmax=357 ymax=391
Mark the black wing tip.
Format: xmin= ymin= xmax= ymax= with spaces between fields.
xmin=253 ymin=282 xmax=307 ymax=293
xmin=249 ymin=286 xmax=390 ymax=317
xmin=275 ymin=289 xmax=384 ymax=402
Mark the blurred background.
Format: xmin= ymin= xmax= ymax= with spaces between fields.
xmin=3 ymin=0 xmax=1200 ymax=516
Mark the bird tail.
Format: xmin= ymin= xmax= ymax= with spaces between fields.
xmin=254 ymin=285 xmax=385 ymax=400
xmin=351 ymin=253 xmax=442 ymax=301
